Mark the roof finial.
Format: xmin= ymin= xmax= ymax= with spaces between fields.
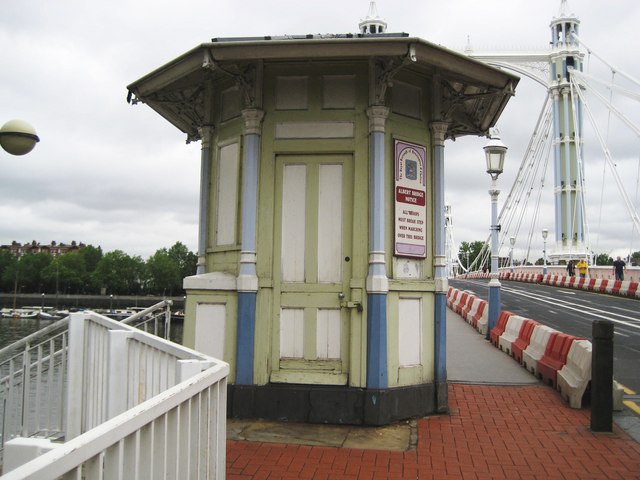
xmin=558 ymin=0 xmax=572 ymax=17
xmin=359 ymin=1 xmax=387 ymax=35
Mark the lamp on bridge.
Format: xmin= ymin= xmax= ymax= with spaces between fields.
xmin=542 ymin=228 xmax=549 ymax=275
xmin=484 ymin=129 xmax=507 ymax=340
xmin=509 ymin=236 xmax=516 ymax=273
xmin=0 ymin=119 xmax=39 ymax=156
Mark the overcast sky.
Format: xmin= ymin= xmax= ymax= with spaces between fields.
xmin=1 ymin=0 xmax=639 ymax=262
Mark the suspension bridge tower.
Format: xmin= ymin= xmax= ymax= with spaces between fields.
xmin=467 ymin=0 xmax=589 ymax=262
xmin=549 ymin=2 xmax=586 ymax=261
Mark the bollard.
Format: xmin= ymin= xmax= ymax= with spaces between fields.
xmin=591 ymin=320 xmax=614 ymax=432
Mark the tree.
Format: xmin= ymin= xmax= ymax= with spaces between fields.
xmin=167 ymin=242 xmax=197 ymax=280
xmin=7 ymin=253 xmax=52 ymax=293
xmin=458 ymin=240 xmax=486 ymax=271
xmin=79 ymin=245 xmax=103 ymax=274
xmin=0 ymin=249 xmax=17 ymax=292
xmin=43 ymin=252 xmax=87 ymax=294
xmin=631 ymin=251 xmax=640 ymax=266
xmin=146 ymin=249 xmax=181 ymax=295
xmin=146 ymin=242 xmax=197 ymax=296
xmin=594 ymin=253 xmax=613 ymax=265
xmin=91 ymin=250 xmax=146 ymax=295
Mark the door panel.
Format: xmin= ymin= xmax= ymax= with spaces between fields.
xmin=272 ymin=154 xmax=352 ymax=385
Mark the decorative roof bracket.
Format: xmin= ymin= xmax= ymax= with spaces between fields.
xmin=203 ymin=49 xmax=257 ymax=108
xmin=373 ymin=44 xmax=417 ymax=105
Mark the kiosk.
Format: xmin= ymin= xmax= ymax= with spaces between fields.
xmin=128 ymin=29 xmax=518 ymax=425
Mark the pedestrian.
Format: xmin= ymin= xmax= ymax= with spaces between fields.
xmin=576 ymin=258 xmax=588 ymax=278
xmin=566 ymin=260 xmax=575 ymax=277
xmin=613 ymin=256 xmax=626 ymax=281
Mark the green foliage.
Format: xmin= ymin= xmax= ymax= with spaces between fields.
xmin=0 ymin=242 xmax=196 ymax=296
xmin=594 ymin=253 xmax=613 ymax=265
xmin=79 ymin=245 xmax=103 ymax=272
xmin=146 ymin=249 xmax=181 ymax=296
xmin=0 ymin=250 xmax=17 ymax=291
xmin=458 ymin=240 xmax=486 ymax=270
xmin=632 ymin=251 xmax=640 ymax=266
xmin=168 ymin=242 xmax=197 ymax=280
xmin=92 ymin=250 xmax=146 ymax=295
xmin=3 ymin=253 xmax=52 ymax=293
xmin=43 ymin=252 xmax=88 ymax=294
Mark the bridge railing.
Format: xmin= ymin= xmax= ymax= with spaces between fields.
xmin=2 ymin=363 xmax=228 ymax=479
xmin=0 ymin=302 xmax=229 ymax=478
xmin=0 ymin=301 xmax=174 ymax=455
xmin=1 ymin=308 xmax=228 ymax=478
xmin=458 ymin=265 xmax=640 ymax=282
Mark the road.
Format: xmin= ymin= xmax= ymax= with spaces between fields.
xmin=449 ymin=278 xmax=640 ymax=394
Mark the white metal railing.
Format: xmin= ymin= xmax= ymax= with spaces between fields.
xmin=0 ymin=301 xmax=174 ymax=455
xmin=0 ymin=303 xmax=228 ymax=479
xmin=2 ymin=365 xmax=228 ymax=479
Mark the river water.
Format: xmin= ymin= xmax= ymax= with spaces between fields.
xmin=0 ymin=316 xmax=184 ymax=350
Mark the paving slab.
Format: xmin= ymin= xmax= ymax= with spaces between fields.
xmin=226 ymin=308 xmax=640 ymax=479
xmin=446 ymin=309 xmax=542 ymax=385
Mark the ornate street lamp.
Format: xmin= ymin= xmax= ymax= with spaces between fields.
xmin=0 ymin=119 xmax=40 ymax=156
xmin=542 ymin=228 xmax=549 ymax=275
xmin=509 ymin=236 xmax=516 ymax=273
xmin=484 ymin=129 xmax=507 ymax=339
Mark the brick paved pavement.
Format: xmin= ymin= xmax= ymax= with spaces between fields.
xmin=227 ymin=383 xmax=640 ymax=479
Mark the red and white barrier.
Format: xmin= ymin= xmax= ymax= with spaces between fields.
xmin=498 ymin=315 xmax=527 ymax=356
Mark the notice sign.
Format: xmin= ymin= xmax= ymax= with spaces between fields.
xmin=394 ymin=140 xmax=427 ymax=258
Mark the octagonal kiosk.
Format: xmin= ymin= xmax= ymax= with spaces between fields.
xmin=128 ymin=33 xmax=518 ymax=425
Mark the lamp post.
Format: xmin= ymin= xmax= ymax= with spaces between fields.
xmin=509 ymin=236 xmax=515 ymax=273
xmin=542 ymin=228 xmax=549 ymax=275
xmin=484 ymin=129 xmax=507 ymax=340
xmin=0 ymin=119 xmax=39 ymax=156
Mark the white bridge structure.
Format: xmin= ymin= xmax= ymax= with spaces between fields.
xmin=449 ymin=0 xmax=640 ymax=272
xmin=0 ymin=303 xmax=229 ymax=478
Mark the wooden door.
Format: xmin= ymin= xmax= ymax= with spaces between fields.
xmin=271 ymin=154 xmax=353 ymax=385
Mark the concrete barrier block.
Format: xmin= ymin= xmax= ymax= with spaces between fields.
xmin=446 ymin=288 xmax=459 ymax=309
xmin=454 ymin=292 xmax=469 ymax=315
xmin=471 ymin=300 xmax=487 ymax=331
xmin=557 ymin=339 xmax=592 ymax=408
xmin=537 ymin=333 xmax=580 ymax=387
xmin=613 ymin=380 xmax=624 ymax=411
xmin=498 ymin=315 xmax=526 ymax=356
xmin=477 ymin=307 xmax=488 ymax=335
xmin=490 ymin=311 xmax=513 ymax=347
xmin=512 ymin=319 xmax=539 ymax=365
xmin=465 ymin=298 xmax=482 ymax=325
xmin=522 ymin=325 xmax=556 ymax=376
xmin=461 ymin=295 xmax=477 ymax=322
xmin=610 ymin=280 xmax=624 ymax=296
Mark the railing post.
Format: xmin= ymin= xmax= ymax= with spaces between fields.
xmin=20 ymin=345 xmax=30 ymax=437
xmin=165 ymin=304 xmax=172 ymax=340
xmin=107 ymin=330 xmax=131 ymax=419
xmin=591 ymin=319 xmax=614 ymax=432
xmin=66 ymin=313 xmax=86 ymax=440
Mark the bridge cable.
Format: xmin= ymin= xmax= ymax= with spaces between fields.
xmin=496 ymin=97 xmax=553 ymax=265
xmin=570 ymin=74 xmax=640 ymax=238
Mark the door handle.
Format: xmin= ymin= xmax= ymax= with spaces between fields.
xmin=338 ymin=293 xmax=363 ymax=312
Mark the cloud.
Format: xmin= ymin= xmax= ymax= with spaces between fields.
xmin=1 ymin=0 xmax=639 ymax=262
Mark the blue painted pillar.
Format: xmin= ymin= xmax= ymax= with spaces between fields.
xmin=365 ymin=106 xmax=389 ymax=389
xmin=235 ymin=108 xmax=264 ymax=385
xmin=196 ymin=126 xmax=213 ymax=275
xmin=430 ymin=121 xmax=448 ymax=412
xmin=487 ymin=183 xmax=501 ymax=340
xmin=551 ymin=89 xmax=562 ymax=246
xmin=562 ymin=87 xmax=573 ymax=246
